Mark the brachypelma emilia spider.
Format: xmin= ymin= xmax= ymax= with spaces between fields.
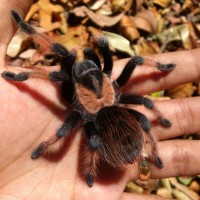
xmin=1 ymin=10 xmax=176 ymax=187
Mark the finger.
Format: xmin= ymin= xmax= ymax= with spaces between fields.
xmin=0 ymin=0 xmax=32 ymax=65
xmin=152 ymin=140 xmax=200 ymax=179
xmin=152 ymin=97 xmax=200 ymax=140
xmin=113 ymin=48 xmax=200 ymax=95
xmin=129 ymin=140 xmax=200 ymax=180
xmin=121 ymin=192 xmax=167 ymax=200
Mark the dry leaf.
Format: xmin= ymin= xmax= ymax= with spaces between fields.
xmin=132 ymin=10 xmax=157 ymax=33
xmin=27 ymin=0 xmax=67 ymax=32
xmin=133 ymin=39 xmax=158 ymax=56
xmin=167 ymin=83 xmax=197 ymax=98
xmin=152 ymin=0 xmax=173 ymax=8
xmin=172 ymin=189 xmax=192 ymax=200
xmin=169 ymin=178 xmax=199 ymax=200
xmin=189 ymin=181 xmax=200 ymax=193
xmin=58 ymin=25 xmax=89 ymax=60
xmin=156 ymin=188 xmax=173 ymax=199
xmin=103 ymin=31 xmax=135 ymax=56
xmin=120 ymin=15 xmax=140 ymax=42
xmin=161 ymin=178 xmax=173 ymax=193
xmin=7 ymin=31 xmax=29 ymax=57
xmin=19 ymin=49 xmax=37 ymax=59
xmin=111 ymin=0 xmax=128 ymax=12
xmin=125 ymin=181 xmax=144 ymax=193
xmin=155 ymin=24 xmax=192 ymax=49
xmin=88 ymin=0 xmax=106 ymax=10
xmin=70 ymin=6 xmax=125 ymax=27
xmin=96 ymin=4 xmax=113 ymax=16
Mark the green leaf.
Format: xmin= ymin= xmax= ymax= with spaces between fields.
xmin=103 ymin=31 xmax=135 ymax=56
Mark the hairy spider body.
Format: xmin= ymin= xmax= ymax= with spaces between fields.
xmin=75 ymin=72 xmax=115 ymax=114
xmin=1 ymin=10 xmax=176 ymax=187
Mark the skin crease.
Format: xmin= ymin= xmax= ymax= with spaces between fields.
xmin=0 ymin=1 xmax=200 ymax=200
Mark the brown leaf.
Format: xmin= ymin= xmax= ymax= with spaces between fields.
xmin=111 ymin=0 xmax=133 ymax=12
xmin=133 ymin=39 xmax=158 ymax=56
xmin=103 ymin=31 xmax=135 ymax=56
xmin=155 ymin=24 xmax=193 ymax=49
xmin=27 ymin=0 xmax=67 ymax=32
xmin=70 ymin=6 xmax=125 ymax=27
xmin=124 ymin=181 xmax=144 ymax=193
xmin=169 ymin=178 xmax=199 ymax=200
xmin=88 ymin=0 xmax=106 ymax=10
xmin=132 ymin=10 xmax=157 ymax=33
xmin=152 ymin=0 xmax=173 ymax=8
xmin=167 ymin=83 xmax=197 ymax=98
xmin=156 ymin=188 xmax=173 ymax=199
xmin=189 ymin=181 xmax=200 ymax=193
xmin=7 ymin=31 xmax=29 ymax=57
xmin=120 ymin=15 xmax=140 ymax=42
xmin=57 ymin=25 xmax=89 ymax=60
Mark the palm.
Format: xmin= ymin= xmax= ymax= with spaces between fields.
xmin=0 ymin=68 xmax=132 ymax=199
xmin=1 ymin=2 xmax=200 ymax=200
xmin=0 ymin=6 xmax=131 ymax=197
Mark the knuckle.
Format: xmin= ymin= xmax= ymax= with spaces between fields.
xmin=173 ymin=142 xmax=190 ymax=176
xmin=174 ymin=98 xmax=193 ymax=135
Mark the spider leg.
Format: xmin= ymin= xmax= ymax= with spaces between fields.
xmin=11 ymin=10 xmax=36 ymax=35
xmin=1 ymin=71 xmax=30 ymax=81
xmin=11 ymin=10 xmax=54 ymax=52
xmin=51 ymin=43 xmax=76 ymax=102
xmin=51 ymin=43 xmax=75 ymax=76
xmin=127 ymin=109 xmax=163 ymax=169
xmin=119 ymin=94 xmax=172 ymax=127
xmin=83 ymin=47 xmax=101 ymax=70
xmin=115 ymin=56 xmax=176 ymax=88
xmin=2 ymin=70 xmax=68 ymax=82
xmin=31 ymin=110 xmax=81 ymax=159
xmin=11 ymin=11 xmax=75 ymax=75
xmin=49 ymin=71 xmax=69 ymax=82
xmin=96 ymin=36 xmax=113 ymax=75
xmin=82 ymin=121 xmax=102 ymax=187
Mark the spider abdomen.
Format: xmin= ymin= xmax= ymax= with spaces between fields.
xmin=75 ymin=75 xmax=115 ymax=114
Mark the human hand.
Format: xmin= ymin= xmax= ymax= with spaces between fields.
xmin=0 ymin=3 xmax=200 ymax=199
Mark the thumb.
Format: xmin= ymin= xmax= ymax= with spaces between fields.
xmin=0 ymin=0 xmax=32 ymax=65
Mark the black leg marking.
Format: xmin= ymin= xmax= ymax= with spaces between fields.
xmin=61 ymin=81 xmax=74 ymax=102
xmin=31 ymin=137 xmax=59 ymax=159
xmin=84 ymin=47 xmax=101 ymax=70
xmin=116 ymin=56 xmax=144 ymax=88
xmin=97 ymin=36 xmax=113 ymax=75
xmin=155 ymin=156 xmax=164 ymax=169
xmin=127 ymin=108 xmax=163 ymax=169
xmin=127 ymin=109 xmax=151 ymax=133
xmin=51 ymin=43 xmax=76 ymax=76
xmin=11 ymin=10 xmax=36 ymax=35
xmin=51 ymin=43 xmax=69 ymax=57
xmin=84 ymin=122 xmax=102 ymax=150
xmin=31 ymin=143 xmax=45 ymax=159
xmin=49 ymin=71 xmax=69 ymax=82
xmin=1 ymin=71 xmax=29 ymax=81
xmin=157 ymin=63 xmax=176 ymax=71
xmin=56 ymin=110 xmax=81 ymax=138
xmin=86 ymin=175 xmax=94 ymax=187
xmin=51 ymin=43 xmax=76 ymax=102
xmin=82 ymin=122 xmax=102 ymax=187
xmin=31 ymin=110 xmax=81 ymax=159
xmin=119 ymin=94 xmax=172 ymax=128
xmin=119 ymin=94 xmax=153 ymax=108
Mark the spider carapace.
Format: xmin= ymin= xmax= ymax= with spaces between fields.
xmin=1 ymin=10 xmax=176 ymax=187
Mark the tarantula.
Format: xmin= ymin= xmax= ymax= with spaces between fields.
xmin=1 ymin=10 xmax=175 ymax=187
